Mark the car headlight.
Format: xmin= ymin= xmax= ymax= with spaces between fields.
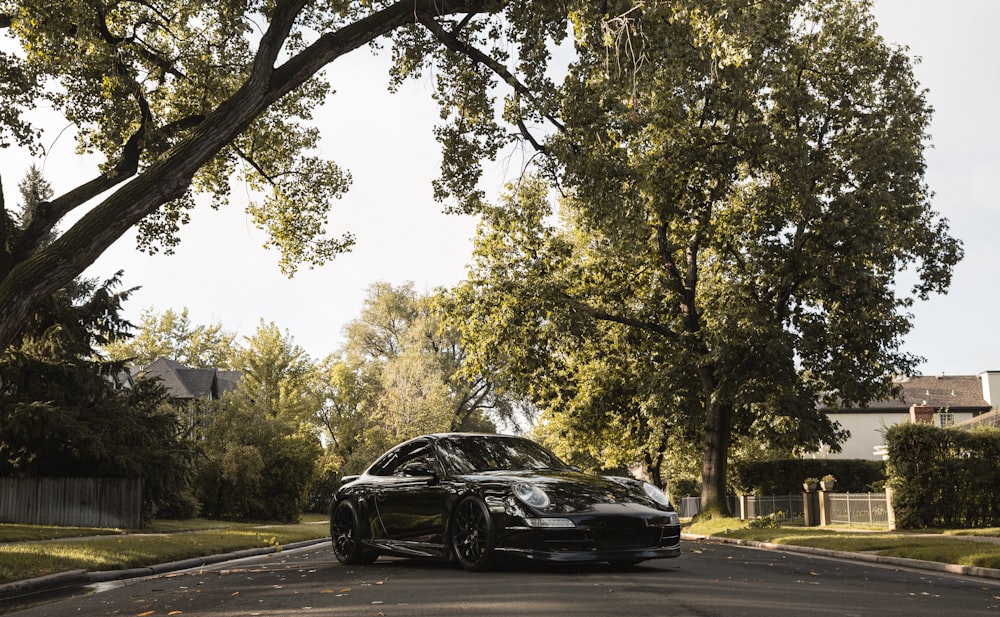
xmin=642 ymin=482 xmax=671 ymax=507
xmin=513 ymin=482 xmax=551 ymax=509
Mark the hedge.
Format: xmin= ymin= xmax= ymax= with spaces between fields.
xmin=731 ymin=458 xmax=885 ymax=495
xmin=886 ymin=422 xmax=1000 ymax=529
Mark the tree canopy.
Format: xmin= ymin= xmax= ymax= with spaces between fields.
xmin=0 ymin=0 xmax=572 ymax=349
xmin=0 ymin=1 xmax=965 ymax=511
xmin=104 ymin=307 xmax=239 ymax=368
xmin=322 ymin=281 xmax=514 ymax=472
xmin=446 ymin=0 xmax=962 ymax=509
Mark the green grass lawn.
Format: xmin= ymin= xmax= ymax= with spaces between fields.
xmin=686 ymin=517 xmax=1000 ymax=569
xmin=0 ymin=516 xmax=330 ymax=585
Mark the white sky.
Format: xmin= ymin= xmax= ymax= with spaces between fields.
xmin=1 ymin=0 xmax=997 ymax=376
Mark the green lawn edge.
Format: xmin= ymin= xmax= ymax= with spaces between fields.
xmin=686 ymin=518 xmax=1000 ymax=569
xmin=0 ymin=518 xmax=330 ymax=585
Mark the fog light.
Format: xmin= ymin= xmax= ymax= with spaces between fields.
xmin=525 ymin=517 xmax=575 ymax=528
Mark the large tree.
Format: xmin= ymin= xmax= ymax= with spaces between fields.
xmin=349 ymin=283 xmax=511 ymax=437
xmin=0 ymin=0 xmax=571 ymax=349
xmin=447 ymin=0 xmax=962 ymax=511
xmin=316 ymin=281 xmax=515 ymax=473
xmin=194 ymin=321 xmax=324 ymax=521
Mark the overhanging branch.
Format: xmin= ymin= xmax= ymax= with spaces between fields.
xmin=416 ymin=11 xmax=567 ymax=149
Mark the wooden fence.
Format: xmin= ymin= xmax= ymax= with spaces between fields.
xmin=0 ymin=477 xmax=143 ymax=529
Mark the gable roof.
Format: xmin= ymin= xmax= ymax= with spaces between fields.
xmin=134 ymin=357 xmax=243 ymax=401
xmin=826 ymin=374 xmax=991 ymax=414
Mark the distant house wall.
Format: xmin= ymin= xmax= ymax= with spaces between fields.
xmin=981 ymin=371 xmax=1000 ymax=409
xmin=817 ymin=410 xmax=975 ymax=460
xmin=815 ymin=373 xmax=990 ymax=460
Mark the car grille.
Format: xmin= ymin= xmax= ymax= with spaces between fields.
xmin=541 ymin=524 xmax=675 ymax=552
xmin=594 ymin=528 xmax=663 ymax=551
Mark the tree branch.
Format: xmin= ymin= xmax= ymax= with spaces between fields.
xmin=0 ymin=0 xmax=506 ymax=349
xmin=416 ymin=11 xmax=567 ymax=144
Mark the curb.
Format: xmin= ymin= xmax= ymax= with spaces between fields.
xmin=0 ymin=538 xmax=330 ymax=601
xmin=682 ymin=532 xmax=1000 ymax=581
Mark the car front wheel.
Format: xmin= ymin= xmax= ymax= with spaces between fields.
xmin=330 ymin=500 xmax=378 ymax=565
xmin=450 ymin=495 xmax=496 ymax=572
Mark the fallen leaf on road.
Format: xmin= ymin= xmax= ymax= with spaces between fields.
xmin=340 ymin=587 xmax=352 ymax=592
xmin=320 ymin=589 xmax=334 ymax=593
xmin=137 ymin=612 xmax=155 ymax=616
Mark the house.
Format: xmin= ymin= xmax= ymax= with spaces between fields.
xmin=814 ymin=371 xmax=1000 ymax=460
xmin=130 ymin=357 xmax=244 ymax=437
xmin=132 ymin=357 xmax=243 ymax=402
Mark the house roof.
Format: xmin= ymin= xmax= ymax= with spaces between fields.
xmin=826 ymin=374 xmax=991 ymax=414
xmin=134 ymin=357 xmax=243 ymax=401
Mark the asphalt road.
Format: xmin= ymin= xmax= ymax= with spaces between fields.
xmin=5 ymin=538 xmax=999 ymax=616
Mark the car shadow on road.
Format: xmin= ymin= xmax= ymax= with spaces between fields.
xmin=366 ymin=555 xmax=678 ymax=576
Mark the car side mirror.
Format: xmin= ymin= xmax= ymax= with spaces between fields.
xmin=399 ymin=461 xmax=439 ymax=481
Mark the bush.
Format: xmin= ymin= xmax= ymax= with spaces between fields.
xmin=886 ymin=423 xmax=1000 ymax=529
xmin=194 ymin=398 xmax=321 ymax=522
xmin=668 ymin=477 xmax=701 ymax=499
xmin=731 ymin=458 xmax=885 ymax=495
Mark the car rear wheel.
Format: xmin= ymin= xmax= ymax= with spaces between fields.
xmin=330 ymin=500 xmax=378 ymax=565
xmin=450 ymin=496 xmax=496 ymax=572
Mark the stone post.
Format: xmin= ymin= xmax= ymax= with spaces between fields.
xmin=803 ymin=489 xmax=820 ymax=527
xmin=818 ymin=488 xmax=831 ymax=526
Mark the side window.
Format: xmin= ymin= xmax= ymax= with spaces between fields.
xmin=394 ymin=448 xmax=439 ymax=478
xmin=369 ymin=440 xmax=437 ymax=477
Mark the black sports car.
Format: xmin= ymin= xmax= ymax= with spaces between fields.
xmin=329 ymin=433 xmax=681 ymax=571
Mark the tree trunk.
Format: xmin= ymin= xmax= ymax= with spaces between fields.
xmin=699 ymin=367 xmax=732 ymax=514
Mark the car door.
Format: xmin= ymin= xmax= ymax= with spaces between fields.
xmin=370 ymin=440 xmax=448 ymax=551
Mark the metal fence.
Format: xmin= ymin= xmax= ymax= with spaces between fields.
xmin=826 ymin=492 xmax=889 ymax=527
xmin=678 ymin=492 xmax=890 ymax=528
xmin=0 ymin=477 xmax=143 ymax=529
xmin=743 ymin=494 xmax=804 ymax=519
xmin=676 ymin=495 xmax=740 ymax=519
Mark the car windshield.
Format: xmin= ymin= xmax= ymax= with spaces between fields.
xmin=436 ymin=435 xmax=569 ymax=475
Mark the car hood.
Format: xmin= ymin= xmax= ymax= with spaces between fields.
xmin=458 ymin=469 xmax=664 ymax=513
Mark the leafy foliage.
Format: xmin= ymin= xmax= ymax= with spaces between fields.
xmin=731 ymin=459 xmax=885 ymax=495
xmin=194 ymin=395 xmax=321 ymax=522
xmin=103 ymin=307 xmax=239 ymax=369
xmin=0 ymin=0 xmax=573 ymax=349
xmin=321 ymin=282 xmax=516 ymax=475
xmin=886 ymin=423 xmax=1000 ymax=529
xmin=0 ymin=274 xmax=199 ymax=519
xmin=448 ymin=0 xmax=960 ymax=509
xmin=192 ymin=321 xmax=326 ymax=521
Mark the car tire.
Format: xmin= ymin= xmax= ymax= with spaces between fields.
xmin=330 ymin=500 xmax=378 ymax=565
xmin=450 ymin=495 xmax=497 ymax=572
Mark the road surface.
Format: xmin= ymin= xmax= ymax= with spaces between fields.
xmin=4 ymin=538 xmax=998 ymax=616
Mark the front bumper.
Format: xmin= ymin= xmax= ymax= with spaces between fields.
xmin=495 ymin=510 xmax=682 ymax=563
